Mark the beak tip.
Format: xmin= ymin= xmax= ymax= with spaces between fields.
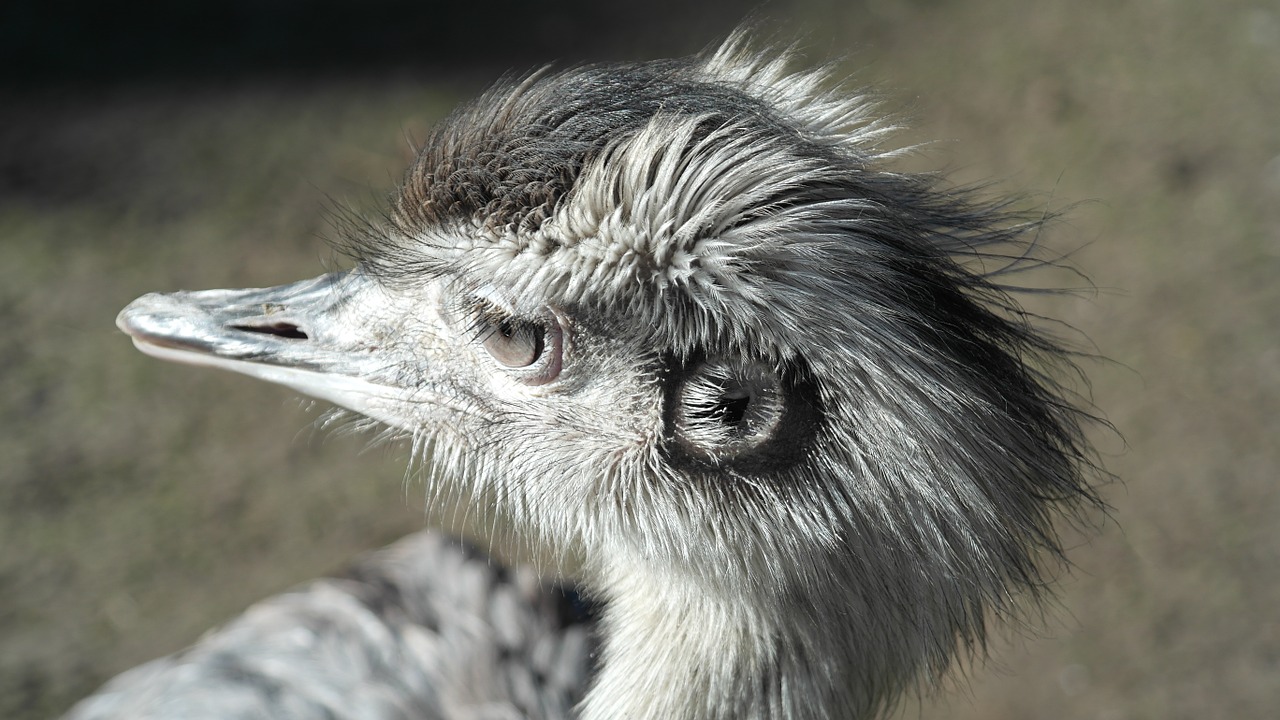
xmin=117 ymin=292 xmax=166 ymax=338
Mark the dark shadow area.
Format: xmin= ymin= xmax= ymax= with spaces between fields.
xmin=1 ymin=0 xmax=764 ymax=88
xmin=0 ymin=0 xmax=773 ymax=214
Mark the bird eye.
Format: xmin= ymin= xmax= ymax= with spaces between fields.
xmin=674 ymin=358 xmax=785 ymax=463
xmin=476 ymin=310 xmax=564 ymax=385
xmin=483 ymin=319 xmax=544 ymax=368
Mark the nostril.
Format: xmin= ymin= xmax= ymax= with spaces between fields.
xmin=231 ymin=322 xmax=309 ymax=340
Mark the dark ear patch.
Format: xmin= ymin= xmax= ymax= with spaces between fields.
xmin=663 ymin=354 xmax=821 ymax=473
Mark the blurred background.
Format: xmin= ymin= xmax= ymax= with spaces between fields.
xmin=2 ymin=0 xmax=1277 ymax=718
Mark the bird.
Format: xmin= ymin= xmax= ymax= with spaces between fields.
xmin=75 ymin=30 xmax=1103 ymax=720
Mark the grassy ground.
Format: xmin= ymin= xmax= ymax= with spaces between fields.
xmin=2 ymin=1 xmax=1277 ymax=718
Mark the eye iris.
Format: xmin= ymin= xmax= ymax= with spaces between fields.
xmin=469 ymin=300 xmax=564 ymax=385
xmin=484 ymin=320 xmax=544 ymax=368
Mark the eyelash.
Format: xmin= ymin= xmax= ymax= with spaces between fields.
xmin=466 ymin=300 xmax=514 ymax=343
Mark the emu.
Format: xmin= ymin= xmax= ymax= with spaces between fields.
xmin=73 ymin=33 xmax=1101 ymax=720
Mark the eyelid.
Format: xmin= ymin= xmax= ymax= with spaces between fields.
xmin=523 ymin=321 xmax=563 ymax=386
xmin=468 ymin=285 xmax=515 ymax=316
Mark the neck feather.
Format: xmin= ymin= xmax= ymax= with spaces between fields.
xmin=578 ymin=561 xmax=871 ymax=720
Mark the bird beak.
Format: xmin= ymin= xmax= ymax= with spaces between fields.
xmin=117 ymin=271 xmax=411 ymax=423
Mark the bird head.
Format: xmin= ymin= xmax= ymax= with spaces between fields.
xmin=118 ymin=34 xmax=1101 ymax=717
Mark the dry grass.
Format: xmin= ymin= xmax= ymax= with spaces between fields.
xmin=2 ymin=1 xmax=1276 ymax=718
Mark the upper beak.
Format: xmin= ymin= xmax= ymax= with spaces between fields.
xmin=117 ymin=271 xmax=408 ymax=422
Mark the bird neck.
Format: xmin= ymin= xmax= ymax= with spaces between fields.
xmin=579 ymin=559 xmax=858 ymax=720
